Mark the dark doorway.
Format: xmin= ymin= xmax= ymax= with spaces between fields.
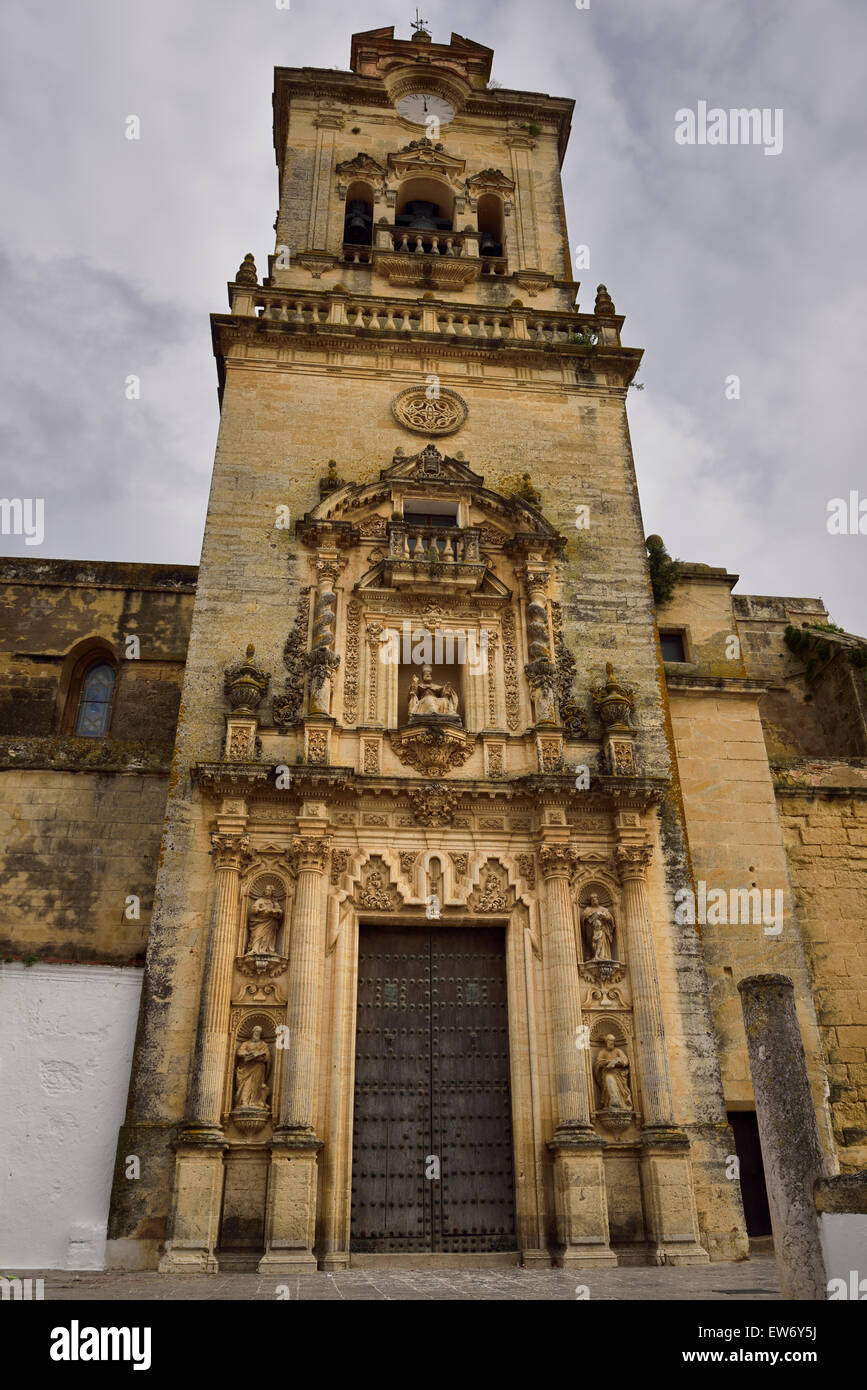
xmin=727 ymin=1110 xmax=773 ymax=1236
xmin=351 ymin=925 xmax=516 ymax=1254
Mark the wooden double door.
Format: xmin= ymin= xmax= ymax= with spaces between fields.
xmin=351 ymin=925 xmax=516 ymax=1254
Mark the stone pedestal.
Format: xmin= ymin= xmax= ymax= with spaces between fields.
xmin=158 ymin=1129 xmax=227 ymax=1273
xmin=639 ymin=1128 xmax=710 ymax=1266
xmin=548 ymin=1134 xmax=617 ymax=1267
xmin=258 ymin=1132 xmax=322 ymax=1273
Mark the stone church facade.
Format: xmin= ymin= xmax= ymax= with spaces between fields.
xmin=1 ymin=24 xmax=865 ymax=1272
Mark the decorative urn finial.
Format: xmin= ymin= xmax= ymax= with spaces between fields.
xmin=590 ymin=661 xmax=634 ymax=729
xmin=224 ymin=643 xmax=270 ymax=712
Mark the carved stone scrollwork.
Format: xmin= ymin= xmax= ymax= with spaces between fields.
xmin=355 ymin=856 xmax=401 ymax=910
xmin=342 ymin=600 xmax=362 ymax=725
xmin=330 ymin=848 xmax=349 ymax=885
xmin=273 ymin=588 xmax=312 ymax=729
xmin=399 ymin=851 xmax=418 ymax=876
xmin=501 ymin=609 xmax=520 ymax=731
xmin=409 ymin=785 xmax=459 ymax=826
xmin=391 ymin=386 xmax=469 ymax=437
xmin=468 ymin=864 xmax=513 ymax=913
xmin=389 ymin=724 xmax=476 ymax=774
xmin=550 ymin=601 xmax=589 ymax=739
xmin=516 ymin=853 xmax=536 ymax=888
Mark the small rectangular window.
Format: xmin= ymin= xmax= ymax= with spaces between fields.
xmin=660 ymin=631 xmax=686 ymax=663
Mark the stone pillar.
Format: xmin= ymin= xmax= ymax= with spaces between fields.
xmin=158 ymin=830 xmax=251 ymax=1273
xmin=615 ymin=843 xmax=708 ymax=1265
xmin=539 ymin=844 xmax=616 ymax=1267
xmin=259 ymin=833 xmax=329 ymax=1273
xmin=738 ymin=974 xmax=828 ymax=1300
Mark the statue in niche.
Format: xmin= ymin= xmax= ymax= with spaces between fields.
xmin=594 ymin=1033 xmax=632 ymax=1111
xmin=233 ymin=1025 xmax=271 ymax=1109
xmin=581 ymin=893 xmax=617 ymax=961
xmin=408 ymin=664 xmax=459 ymax=720
xmin=245 ymin=890 xmax=283 ymax=955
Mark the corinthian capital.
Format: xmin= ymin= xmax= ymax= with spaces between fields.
xmin=614 ymin=842 xmax=653 ymax=882
xmin=538 ymin=843 xmax=579 ymax=878
xmin=210 ymin=832 xmax=253 ymax=872
xmin=289 ymin=836 xmax=331 ymax=873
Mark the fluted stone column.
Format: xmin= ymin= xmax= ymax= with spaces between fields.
xmin=615 ymin=842 xmax=708 ymax=1265
xmin=159 ymin=831 xmax=251 ymax=1273
xmin=259 ymin=834 xmax=329 ymax=1273
xmin=540 ymin=844 xmax=616 ymax=1267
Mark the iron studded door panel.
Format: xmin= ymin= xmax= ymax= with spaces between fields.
xmin=351 ymin=926 xmax=515 ymax=1253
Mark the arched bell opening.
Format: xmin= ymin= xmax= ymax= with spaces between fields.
xmin=395 ymin=177 xmax=455 ymax=239
xmin=343 ymin=181 xmax=374 ymax=246
xmin=477 ymin=193 xmax=505 ymax=259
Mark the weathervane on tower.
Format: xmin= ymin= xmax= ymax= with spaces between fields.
xmin=410 ymin=9 xmax=430 ymax=39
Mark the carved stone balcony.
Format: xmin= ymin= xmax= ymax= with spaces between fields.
xmin=383 ymin=522 xmax=486 ymax=593
xmin=373 ymin=225 xmax=482 ymax=290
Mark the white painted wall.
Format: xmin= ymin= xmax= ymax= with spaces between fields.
xmin=820 ymin=1212 xmax=867 ymax=1296
xmin=0 ymin=962 xmax=142 ymax=1270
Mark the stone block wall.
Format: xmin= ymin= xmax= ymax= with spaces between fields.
xmin=776 ymin=788 xmax=867 ymax=1171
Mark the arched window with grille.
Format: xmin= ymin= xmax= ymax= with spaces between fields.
xmin=72 ymin=659 xmax=116 ymax=736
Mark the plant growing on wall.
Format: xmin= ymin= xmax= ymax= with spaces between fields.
xmin=645 ymin=535 xmax=682 ymax=605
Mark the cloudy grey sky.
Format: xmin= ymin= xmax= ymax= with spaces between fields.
xmin=1 ymin=0 xmax=864 ymax=631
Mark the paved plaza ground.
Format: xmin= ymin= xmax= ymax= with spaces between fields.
xmin=22 ymin=1252 xmax=779 ymax=1301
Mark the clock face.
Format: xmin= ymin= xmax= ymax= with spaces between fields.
xmin=396 ymin=92 xmax=455 ymax=126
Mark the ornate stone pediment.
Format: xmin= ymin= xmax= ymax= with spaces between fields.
xmin=336 ymin=152 xmax=387 ymax=188
xmin=388 ymin=139 xmax=466 ymax=184
xmin=466 ymin=167 xmax=515 ymax=195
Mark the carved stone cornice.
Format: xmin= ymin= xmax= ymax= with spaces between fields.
xmin=195 ymin=764 xmax=274 ymax=796
xmin=210 ymin=832 xmax=255 ymax=872
xmin=613 ymin=843 xmax=653 ymax=883
xmin=538 ymin=843 xmax=580 ymax=878
xmin=288 ymin=836 xmax=331 ymax=874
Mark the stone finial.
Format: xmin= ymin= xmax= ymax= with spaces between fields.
xmin=594 ymin=284 xmax=616 ymax=317
xmin=590 ymin=662 xmax=634 ymax=728
xmin=319 ymin=460 xmax=346 ymax=498
xmin=224 ymin=643 xmax=270 ymax=711
xmin=236 ymin=253 xmax=258 ymax=286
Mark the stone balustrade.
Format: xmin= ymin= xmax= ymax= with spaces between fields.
xmin=388 ymin=522 xmax=481 ymax=563
xmin=240 ymin=288 xmax=613 ymax=347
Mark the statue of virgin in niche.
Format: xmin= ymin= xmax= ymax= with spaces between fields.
xmin=245 ymin=889 xmax=283 ymax=955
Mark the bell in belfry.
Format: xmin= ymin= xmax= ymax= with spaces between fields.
xmin=343 ymin=199 xmax=372 ymax=245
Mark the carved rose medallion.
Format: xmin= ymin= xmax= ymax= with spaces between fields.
xmin=391 ymin=386 xmax=468 ymax=437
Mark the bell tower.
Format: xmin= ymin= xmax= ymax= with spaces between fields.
xmin=107 ymin=23 xmax=748 ymax=1273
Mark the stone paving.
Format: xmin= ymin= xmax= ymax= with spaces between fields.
xmin=22 ymin=1253 xmax=779 ymax=1301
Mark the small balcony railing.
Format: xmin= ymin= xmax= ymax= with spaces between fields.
xmin=387 ymin=522 xmax=481 ymax=563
